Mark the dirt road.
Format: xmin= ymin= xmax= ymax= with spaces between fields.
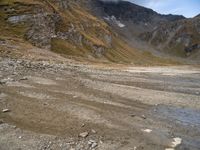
xmin=0 ymin=57 xmax=200 ymax=150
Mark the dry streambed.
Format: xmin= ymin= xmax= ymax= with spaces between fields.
xmin=0 ymin=58 xmax=200 ymax=150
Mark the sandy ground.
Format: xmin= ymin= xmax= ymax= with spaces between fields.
xmin=0 ymin=57 xmax=200 ymax=150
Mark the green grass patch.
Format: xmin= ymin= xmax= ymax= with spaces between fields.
xmin=51 ymin=38 xmax=85 ymax=56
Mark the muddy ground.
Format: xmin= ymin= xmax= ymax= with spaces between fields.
xmin=0 ymin=57 xmax=200 ymax=150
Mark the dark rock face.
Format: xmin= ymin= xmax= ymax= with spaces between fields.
xmin=185 ymin=44 xmax=200 ymax=55
xmin=25 ymin=12 xmax=59 ymax=49
xmin=92 ymin=0 xmax=185 ymax=24
xmin=93 ymin=0 xmax=155 ymax=22
xmin=89 ymin=0 xmax=200 ymax=59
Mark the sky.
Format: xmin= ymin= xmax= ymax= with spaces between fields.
xmin=128 ymin=0 xmax=200 ymax=18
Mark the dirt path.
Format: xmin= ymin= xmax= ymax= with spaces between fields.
xmin=0 ymin=57 xmax=200 ymax=150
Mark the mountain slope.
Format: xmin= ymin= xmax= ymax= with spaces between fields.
xmin=90 ymin=0 xmax=184 ymax=35
xmin=88 ymin=0 xmax=200 ymax=62
xmin=140 ymin=16 xmax=200 ymax=58
xmin=0 ymin=0 xmax=177 ymax=65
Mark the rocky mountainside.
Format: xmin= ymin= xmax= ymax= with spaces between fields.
xmin=140 ymin=15 xmax=200 ymax=57
xmin=92 ymin=0 xmax=185 ymax=22
xmin=1 ymin=2 xmax=200 ymax=149
xmin=0 ymin=0 xmax=199 ymax=64
xmin=89 ymin=0 xmax=200 ymax=61
xmin=0 ymin=0 xmax=175 ymax=65
xmin=90 ymin=0 xmax=184 ymax=35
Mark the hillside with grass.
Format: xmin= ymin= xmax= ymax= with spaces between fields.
xmin=88 ymin=0 xmax=200 ymax=63
xmin=140 ymin=16 xmax=200 ymax=59
xmin=0 ymin=0 xmax=178 ymax=65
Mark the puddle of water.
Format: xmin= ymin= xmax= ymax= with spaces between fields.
xmin=152 ymin=105 xmax=200 ymax=127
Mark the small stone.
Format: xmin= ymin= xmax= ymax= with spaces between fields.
xmin=88 ymin=140 xmax=95 ymax=145
xmin=12 ymin=72 xmax=17 ymax=75
xmin=88 ymin=140 xmax=98 ymax=148
xmin=91 ymin=129 xmax=96 ymax=134
xmin=171 ymin=137 xmax=182 ymax=148
xmin=18 ymin=136 xmax=22 ymax=139
xmin=130 ymin=114 xmax=136 ymax=117
xmin=2 ymin=109 xmax=10 ymax=113
xmin=81 ymin=123 xmax=85 ymax=127
xmin=0 ymin=119 xmax=4 ymax=124
xmin=0 ymin=78 xmax=14 ymax=84
xmin=142 ymin=129 xmax=152 ymax=133
xmin=79 ymin=132 xmax=89 ymax=138
xmin=20 ymin=77 xmax=28 ymax=81
xmin=0 ymin=80 xmax=6 ymax=85
xmin=43 ymin=103 xmax=48 ymax=106
xmin=141 ymin=115 xmax=146 ymax=119
xmin=91 ymin=142 xmax=98 ymax=148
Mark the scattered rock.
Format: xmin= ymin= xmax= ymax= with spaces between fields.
xmin=2 ymin=109 xmax=10 ymax=113
xmin=196 ymin=92 xmax=200 ymax=95
xmin=43 ymin=103 xmax=48 ymax=106
xmin=91 ymin=129 xmax=96 ymax=134
xmin=130 ymin=114 xmax=136 ymax=117
xmin=0 ymin=93 xmax=7 ymax=99
xmin=81 ymin=123 xmax=85 ymax=127
xmin=73 ymin=95 xmax=78 ymax=98
xmin=171 ymin=137 xmax=182 ymax=148
xmin=0 ymin=39 xmax=6 ymax=45
xmin=0 ymin=119 xmax=4 ymax=124
xmin=141 ymin=115 xmax=146 ymax=119
xmin=88 ymin=140 xmax=95 ymax=145
xmin=0 ymin=78 xmax=14 ymax=84
xmin=142 ymin=129 xmax=152 ymax=133
xmin=12 ymin=72 xmax=17 ymax=75
xmin=88 ymin=140 xmax=98 ymax=148
xmin=0 ymin=80 xmax=7 ymax=85
xmin=20 ymin=77 xmax=28 ymax=81
xmin=91 ymin=142 xmax=98 ymax=148
xmin=79 ymin=132 xmax=89 ymax=138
